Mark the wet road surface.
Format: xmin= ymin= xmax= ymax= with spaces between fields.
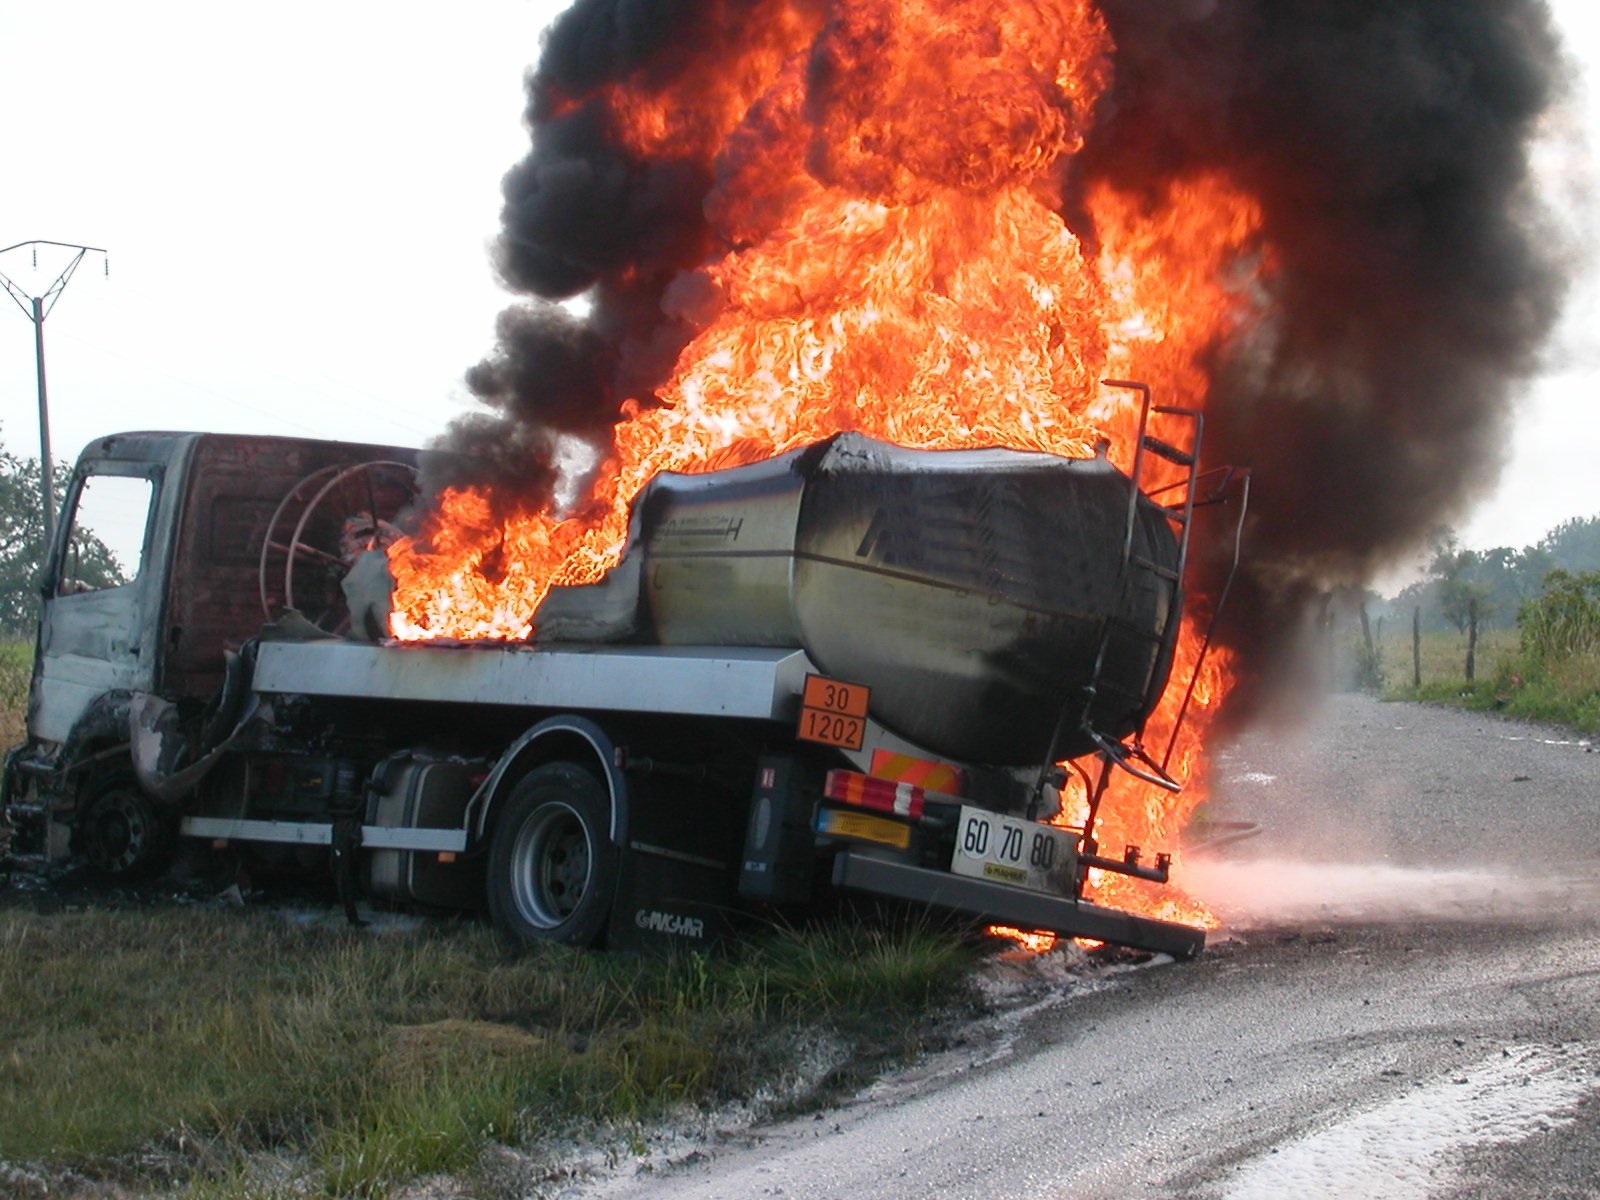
xmin=575 ymin=694 xmax=1600 ymax=1198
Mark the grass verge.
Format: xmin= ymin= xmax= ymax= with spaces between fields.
xmin=1390 ymin=654 xmax=1600 ymax=732
xmin=1378 ymin=629 xmax=1600 ymax=733
xmin=0 ymin=906 xmax=979 ymax=1198
xmin=1371 ymin=574 xmax=1600 ymax=732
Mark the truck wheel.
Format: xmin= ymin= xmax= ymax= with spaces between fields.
xmin=75 ymin=775 xmax=173 ymax=878
xmin=487 ymin=764 xmax=618 ymax=948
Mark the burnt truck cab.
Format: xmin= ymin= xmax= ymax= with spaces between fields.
xmin=5 ymin=431 xmax=420 ymax=865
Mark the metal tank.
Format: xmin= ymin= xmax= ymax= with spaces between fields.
xmin=536 ymin=433 xmax=1182 ymax=766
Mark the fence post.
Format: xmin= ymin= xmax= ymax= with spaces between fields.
xmin=1358 ymin=602 xmax=1375 ymax=689
xmin=1413 ymin=606 xmax=1422 ymax=689
xmin=1466 ymin=598 xmax=1478 ymax=683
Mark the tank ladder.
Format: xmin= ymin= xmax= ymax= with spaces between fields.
xmin=1088 ymin=380 xmax=1202 ymax=779
xmin=1030 ymin=381 xmax=1200 ymax=846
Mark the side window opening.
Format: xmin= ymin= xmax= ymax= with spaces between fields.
xmin=59 ymin=474 xmax=152 ymax=595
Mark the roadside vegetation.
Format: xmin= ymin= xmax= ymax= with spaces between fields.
xmin=0 ymin=904 xmax=979 ymax=1198
xmin=1 ymin=639 xmax=28 ymax=748
xmin=1381 ymin=570 xmax=1600 ymax=732
xmin=1343 ymin=568 xmax=1600 ymax=734
xmin=1310 ymin=515 xmax=1599 ymax=732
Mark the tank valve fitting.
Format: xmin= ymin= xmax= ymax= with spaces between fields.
xmin=1079 ymin=843 xmax=1171 ymax=884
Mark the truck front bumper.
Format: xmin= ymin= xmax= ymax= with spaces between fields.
xmin=831 ymin=847 xmax=1206 ymax=959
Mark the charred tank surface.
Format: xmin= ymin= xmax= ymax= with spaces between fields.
xmin=537 ymin=434 xmax=1181 ymax=766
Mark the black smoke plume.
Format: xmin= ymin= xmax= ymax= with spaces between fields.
xmin=430 ymin=0 xmax=765 ymax=509
xmin=1077 ymin=0 xmax=1568 ymax=718
xmin=444 ymin=0 xmax=1569 ymax=712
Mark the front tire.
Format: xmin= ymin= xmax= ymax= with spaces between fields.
xmin=487 ymin=763 xmax=618 ymax=948
xmin=75 ymin=775 xmax=174 ymax=878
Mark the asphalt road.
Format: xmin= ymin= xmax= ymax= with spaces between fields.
xmin=573 ymin=694 xmax=1600 ymax=1199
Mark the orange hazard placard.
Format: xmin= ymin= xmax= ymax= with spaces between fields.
xmin=797 ymin=674 xmax=870 ymax=751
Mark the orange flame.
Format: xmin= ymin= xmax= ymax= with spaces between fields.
xmin=388 ymin=1 xmax=1264 ymax=929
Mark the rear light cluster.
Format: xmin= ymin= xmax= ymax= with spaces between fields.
xmin=824 ymin=769 xmax=948 ymax=821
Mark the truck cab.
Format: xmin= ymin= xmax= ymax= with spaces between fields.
xmin=6 ymin=431 xmax=419 ymax=867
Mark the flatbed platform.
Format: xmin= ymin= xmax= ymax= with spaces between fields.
xmin=252 ymin=639 xmax=814 ymax=721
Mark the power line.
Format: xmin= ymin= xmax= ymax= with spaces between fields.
xmin=0 ymin=239 xmax=110 ymax=541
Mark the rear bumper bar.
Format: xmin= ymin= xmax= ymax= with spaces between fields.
xmin=831 ymin=848 xmax=1205 ymax=959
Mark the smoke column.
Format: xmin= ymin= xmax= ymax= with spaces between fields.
xmin=1080 ymin=1 xmax=1568 ymax=713
xmin=430 ymin=0 xmax=790 ymax=504
xmin=439 ymin=0 xmax=1569 ymax=706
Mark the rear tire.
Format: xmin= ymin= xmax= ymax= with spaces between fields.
xmin=487 ymin=763 xmax=618 ymax=948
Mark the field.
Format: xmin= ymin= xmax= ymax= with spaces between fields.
xmin=1368 ymin=625 xmax=1520 ymax=691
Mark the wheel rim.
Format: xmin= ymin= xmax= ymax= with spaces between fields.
xmin=82 ymin=789 xmax=152 ymax=874
xmin=508 ymin=801 xmax=594 ymax=929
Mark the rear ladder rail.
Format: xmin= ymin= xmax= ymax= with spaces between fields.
xmin=1086 ymin=419 xmax=1257 ymax=873
xmin=1158 ymin=467 xmax=1252 ymax=773
xmin=1030 ymin=381 xmax=1201 ymax=835
xmin=1093 ymin=382 xmax=1201 ymax=751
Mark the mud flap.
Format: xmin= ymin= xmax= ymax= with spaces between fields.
xmin=605 ymin=841 xmax=737 ymax=954
xmin=831 ymin=847 xmax=1205 ymax=959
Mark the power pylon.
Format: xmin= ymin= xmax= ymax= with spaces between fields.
xmin=0 ymin=239 xmax=110 ymax=541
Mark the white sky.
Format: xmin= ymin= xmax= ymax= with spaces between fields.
xmin=3 ymin=0 xmax=1598 ymax=562
xmin=2 ymin=1 xmax=561 ymax=456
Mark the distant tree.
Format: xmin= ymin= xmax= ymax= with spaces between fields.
xmin=0 ymin=436 xmax=124 ymax=637
xmin=1538 ymin=515 xmax=1600 ymax=575
xmin=1512 ymin=544 xmax=1558 ymax=599
xmin=1429 ymin=532 xmax=1493 ymax=634
xmin=1381 ymin=520 xmax=1599 ymax=635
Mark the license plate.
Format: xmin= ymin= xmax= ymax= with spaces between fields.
xmin=950 ymin=806 xmax=1076 ymax=894
xmin=817 ymin=806 xmax=911 ymax=850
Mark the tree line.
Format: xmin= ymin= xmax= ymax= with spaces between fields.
xmin=1376 ymin=518 xmax=1600 ymax=634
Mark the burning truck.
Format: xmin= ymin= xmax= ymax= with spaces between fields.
xmin=2 ymin=385 xmax=1231 ymax=957
xmin=4 ymin=0 xmax=1561 ymax=959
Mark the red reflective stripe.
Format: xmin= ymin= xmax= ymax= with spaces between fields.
xmin=824 ymin=770 xmax=925 ymax=820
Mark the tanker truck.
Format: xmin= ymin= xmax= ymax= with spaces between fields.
xmin=3 ymin=394 xmax=1223 ymax=957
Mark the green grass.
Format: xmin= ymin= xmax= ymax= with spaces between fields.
xmin=0 ymin=907 xmax=978 ymax=1198
xmin=1394 ymin=650 xmax=1600 ymax=732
